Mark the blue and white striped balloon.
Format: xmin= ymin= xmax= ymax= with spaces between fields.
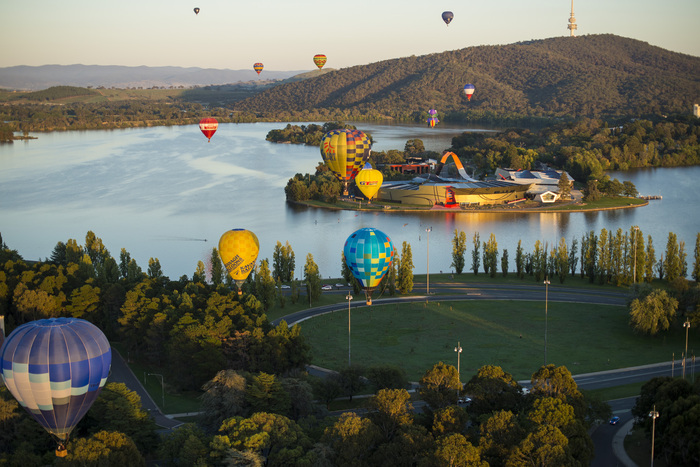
xmin=0 ymin=318 xmax=111 ymax=455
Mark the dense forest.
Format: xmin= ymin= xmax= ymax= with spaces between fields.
xmin=234 ymin=35 xmax=700 ymax=121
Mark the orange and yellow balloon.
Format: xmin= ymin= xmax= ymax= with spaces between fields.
xmin=253 ymin=63 xmax=264 ymax=75
xmin=313 ymin=54 xmax=327 ymax=69
xmin=218 ymin=229 xmax=259 ymax=294
xmin=355 ymin=162 xmax=383 ymax=201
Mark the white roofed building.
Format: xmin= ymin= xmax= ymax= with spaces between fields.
xmin=495 ymin=168 xmax=574 ymax=195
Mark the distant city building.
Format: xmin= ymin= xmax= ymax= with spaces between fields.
xmin=568 ymin=0 xmax=578 ymax=37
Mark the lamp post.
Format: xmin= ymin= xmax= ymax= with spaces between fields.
xmin=649 ymin=405 xmax=659 ymax=467
xmin=426 ymin=227 xmax=432 ymax=294
xmin=683 ymin=320 xmax=691 ymax=379
xmin=455 ymin=342 xmax=463 ymax=400
xmin=544 ymin=278 xmax=550 ymax=366
xmin=148 ymin=373 xmax=165 ymax=409
xmin=633 ymin=226 xmax=639 ymax=283
xmin=346 ymin=294 xmax=353 ymax=366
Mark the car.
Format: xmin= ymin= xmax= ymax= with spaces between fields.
xmin=609 ymin=416 xmax=620 ymax=425
xmin=458 ymin=396 xmax=472 ymax=405
xmin=335 ymin=283 xmax=345 ymax=288
xmin=321 ymin=285 xmax=333 ymax=290
xmin=280 ymin=285 xmax=290 ymax=289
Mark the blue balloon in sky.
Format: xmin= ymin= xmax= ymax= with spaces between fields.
xmin=0 ymin=318 xmax=111 ymax=457
xmin=344 ymin=227 xmax=395 ymax=305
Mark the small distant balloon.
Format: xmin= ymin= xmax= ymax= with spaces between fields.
xmin=344 ymin=228 xmax=395 ymax=305
xmin=427 ymin=109 xmax=439 ymax=127
xmin=199 ymin=117 xmax=218 ymax=142
xmin=464 ymin=84 xmax=475 ymax=101
xmin=194 ymin=7 xmax=200 ymax=14
xmin=219 ymin=229 xmax=259 ymax=294
xmin=355 ymin=162 xmax=383 ymax=201
xmin=442 ymin=11 xmax=454 ymax=25
xmin=313 ymin=54 xmax=327 ymax=69
xmin=253 ymin=62 xmax=264 ymax=75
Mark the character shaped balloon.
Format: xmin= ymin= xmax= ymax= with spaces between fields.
xmin=253 ymin=62 xmax=264 ymax=75
xmin=320 ymin=129 xmax=372 ymax=196
xmin=355 ymin=162 xmax=383 ymax=202
xmin=199 ymin=117 xmax=218 ymax=142
xmin=442 ymin=11 xmax=454 ymax=25
xmin=464 ymin=84 xmax=475 ymax=101
xmin=313 ymin=54 xmax=327 ymax=69
xmin=219 ymin=229 xmax=259 ymax=294
xmin=427 ymin=109 xmax=439 ymax=128
xmin=0 ymin=318 xmax=111 ymax=458
xmin=344 ymin=228 xmax=394 ymax=305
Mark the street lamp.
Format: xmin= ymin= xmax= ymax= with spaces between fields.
xmin=148 ymin=373 xmax=165 ymax=409
xmin=454 ymin=342 xmax=463 ymax=382
xmin=544 ymin=278 xmax=550 ymax=366
xmin=346 ymin=294 xmax=353 ymax=366
xmin=649 ymin=405 xmax=659 ymax=467
xmin=683 ymin=319 xmax=691 ymax=379
xmin=426 ymin=227 xmax=432 ymax=295
xmin=633 ymin=226 xmax=639 ymax=283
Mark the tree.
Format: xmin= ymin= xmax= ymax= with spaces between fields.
xmin=693 ymin=233 xmax=700 ymax=283
xmin=201 ymin=369 xmax=248 ymax=432
xmin=366 ymin=365 xmax=409 ymax=391
xmin=568 ymin=237 xmax=579 ymax=277
xmin=321 ymin=412 xmax=382 ymax=466
xmin=158 ymin=423 xmax=210 ymax=466
xmin=367 ymin=389 xmax=414 ymax=441
xmin=479 ymin=410 xmax=525 ymax=467
xmin=555 ymin=237 xmax=569 ymax=284
xmin=210 ymin=248 xmax=224 ymax=285
xmin=404 ymin=139 xmax=425 ymax=154
xmin=645 ymin=235 xmax=656 ymax=283
xmin=254 ymin=259 xmax=277 ymax=311
xmin=147 ymin=257 xmax=163 ymax=279
xmin=557 ymin=172 xmax=571 ymax=199
xmin=506 ymin=425 xmax=571 ymax=467
xmin=273 ymin=241 xmax=296 ymax=282
xmin=501 ymin=248 xmax=509 ymax=277
xmin=515 ymin=240 xmax=525 ymax=279
xmin=664 ymin=232 xmax=681 ymax=282
xmin=629 ymin=289 xmax=678 ymax=335
xmin=245 ymin=372 xmax=291 ymax=416
xmin=419 ymin=362 xmax=461 ymax=410
xmin=471 ymin=232 xmax=481 ymax=275
xmin=464 ymin=365 xmax=523 ymax=418
xmin=427 ymin=434 xmax=488 ymax=467
xmin=338 ymin=365 xmax=366 ymax=402
xmin=304 ymin=253 xmax=321 ymax=304
xmin=451 ymin=230 xmax=467 ymax=274
xmin=397 ymin=241 xmax=414 ymax=294
xmin=431 ymin=405 xmax=468 ymax=436
xmin=483 ymin=233 xmax=498 ymax=278
xmin=66 ymin=431 xmax=145 ymax=467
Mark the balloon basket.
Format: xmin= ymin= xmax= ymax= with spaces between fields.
xmin=55 ymin=445 xmax=67 ymax=458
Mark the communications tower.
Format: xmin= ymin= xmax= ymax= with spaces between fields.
xmin=567 ymin=0 xmax=577 ymax=37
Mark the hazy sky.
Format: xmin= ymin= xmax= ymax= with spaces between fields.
xmin=2 ymin=0 xmax=698 ymax=71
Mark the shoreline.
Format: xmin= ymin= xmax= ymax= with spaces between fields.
xmin=288 ymin=198 xmax=650 ymax=214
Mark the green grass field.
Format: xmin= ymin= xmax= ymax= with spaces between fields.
xmin=299 ymin=299 xmax=696 ymax=381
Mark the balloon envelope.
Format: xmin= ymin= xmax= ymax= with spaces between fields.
xmin=199 ymin=117 xmax=218 ymax=142
xmin=253 ymin=62 xmax=264 ymax=75
xmin=464 ymin=84 xmax=475 ymax=101
xmin=219 ymin=229 xmax=259 ymax=292
xmin=344 ymin=228 xmax=394 ymax=305
xmin=0 ymin=318 xmax=111 ymax=453
xmin=320 ymin=129 xmax=372 ymax=196
xmin=194 ymin=7 xmax=200 ymax=14
xmin=355 ymin=163 xmax=383 ymax=200
xmin=442 ymin=11 xmax=454 ymax=25
xmin=313 ymin=54 xmax=327 ymax=69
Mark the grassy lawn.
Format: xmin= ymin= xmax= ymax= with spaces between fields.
xmin=298 ymin=300 xmax=696 ymax=381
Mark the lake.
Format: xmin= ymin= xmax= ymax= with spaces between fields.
xmin=1 ymin=122 xmax=698 ymax=280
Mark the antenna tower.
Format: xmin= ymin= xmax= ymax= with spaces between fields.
xmin=567 ymin=0 xmax=577 ymax=37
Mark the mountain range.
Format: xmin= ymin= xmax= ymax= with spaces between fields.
xmin=0 ymin=65 xmax=307 ymax=91
xmin=232 ymin=34 xmax=700 ymax=119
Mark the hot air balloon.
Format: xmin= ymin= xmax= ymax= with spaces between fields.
xmin=344 ymin=228 xmax=394 ymax=305
xmin=463 ymin=84 xmax=475 ymax=101
xmin=219 ymin=229 xmax=259 ymax=294
xmin=442 ymin=11 xmax=454 ymax=25
xmin=199 ymin=117 xmax=218 ymax=142
xmin=253 ymin=62 xmax=264 ymax=75
xmin=355 ymin=162 xmax=383 ymax=202
xmin=427 ymin=109 xmax=439 ymax=128
xmin=194 ymin=7 xmax=200 ymax=14
xmin=320 ymin=129 xmax=372 ymax=196
xmin=0 ymin=318 xmax=111 ymax=457
xmin=313 ymin=54 xmax=327 ymax=69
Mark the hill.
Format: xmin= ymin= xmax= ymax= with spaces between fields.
xmin=233 ymin=34 xmax=700 ymax=120
xmin=0 ymin=64 xmax=309 ymax=91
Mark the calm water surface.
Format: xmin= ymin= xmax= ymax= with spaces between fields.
xmin=1 ymin=122 xmax=698 ymax=280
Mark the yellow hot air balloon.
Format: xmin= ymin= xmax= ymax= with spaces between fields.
xmin=355 ymin=162 xmax=383 ymax=202
xmin=218 ymin=229 xmax=259 ymax=294
xmin=320 ymin=129 xmax=372 ymax=196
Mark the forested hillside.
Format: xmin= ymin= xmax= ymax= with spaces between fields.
xmin=234 ymin=34 xmax=700 ymax=121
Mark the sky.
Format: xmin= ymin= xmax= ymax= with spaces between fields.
xmin=1 ymin=0 xmax=699 ymax=71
